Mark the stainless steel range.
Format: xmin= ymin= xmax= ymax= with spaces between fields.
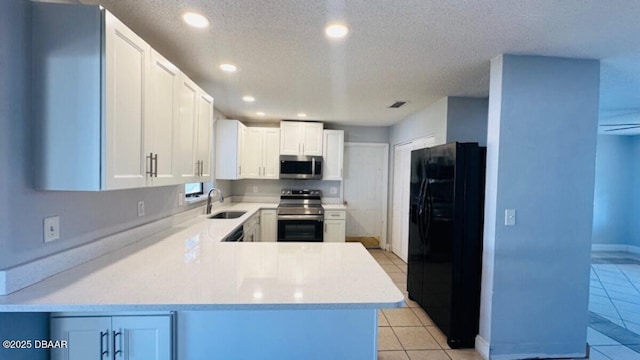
xmin=277 ymin=189 xmax=324 ymax=242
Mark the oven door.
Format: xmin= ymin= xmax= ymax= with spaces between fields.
xmin=277 ymin=215 xmax=324 ymax=242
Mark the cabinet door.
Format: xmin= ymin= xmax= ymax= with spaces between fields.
xmin=301 ymin=122 xmax=324 ymax=155
xmin=262 ymin=128 xmax=280 ymax=179
xmin=51 ymin=317 xmax=111 ymax=360
xmin=243 ymin=127 xmax=264 ymax=178
xmin=324 ymin=220 xmax=346 ymax=242
xmin=323 ymin=130 xmax=344 ymax=180
xmin=196 ymin=91 xmax=214 ymax=180
xmin=260 ymin=210 xmax=277 ymax=241
xmin=104 ymin=11 xmax=150 ymax=190
xmin=176 ymin=75 xmax=199 ymax=183
xmin=111 ymin=316 xmax=172 ymax=360
xmin=279 ymin=121 xmax=301 ymax=155
xmin=147 ymin=49 xmax=180 ymax=186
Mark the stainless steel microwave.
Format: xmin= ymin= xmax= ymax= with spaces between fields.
xmin=279 ymin=155 xmax=323 ymax=179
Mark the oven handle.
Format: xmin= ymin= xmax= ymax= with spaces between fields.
xmin=278 ymin=215 xmax=324 ymax=221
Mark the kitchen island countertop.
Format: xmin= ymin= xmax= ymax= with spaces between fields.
xmin=0 ymin=203 xmax=403 ymax=312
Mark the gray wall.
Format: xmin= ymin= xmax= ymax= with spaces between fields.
xmin=480 ymin=55 xmax=599 ymax=358
xmin=592 ymin=135 xmax=634 ymax=246
xmin=446 ymin=97 xmax=489 ymax=146
xmin=0 ymin=0 xmax=201 ymax=270
xmin=632 ymin=137 xmax=640 ymax=248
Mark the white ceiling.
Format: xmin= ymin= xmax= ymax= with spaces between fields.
xmin=82 ymin=0 xmax=640 ymax=133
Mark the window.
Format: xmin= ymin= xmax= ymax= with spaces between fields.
xmin=185 ymin=182 xmax=204 ymax=197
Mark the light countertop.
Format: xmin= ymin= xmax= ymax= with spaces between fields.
xmin=0 ymin=203 xmax=403 ymax=312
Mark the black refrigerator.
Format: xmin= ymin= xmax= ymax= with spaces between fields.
xmin=407 ymin=142 xmax=485 ymax=349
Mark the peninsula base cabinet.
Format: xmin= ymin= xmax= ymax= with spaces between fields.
xmin=260 ymin=209 xmax=277 ymax=241
xmin=50 ymin=314 xmax=173 ymax=360
xmin=324 ymin=210 xmax=346 ymax=242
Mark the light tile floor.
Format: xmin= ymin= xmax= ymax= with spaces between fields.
xmin=369 ymin=249 xmax=483 ymax=360
xmin=588 ymin=251 xmax=640 ymax=359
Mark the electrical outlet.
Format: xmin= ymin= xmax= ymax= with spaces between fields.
xmin=330 ymin=187 xmax=337 ymax=195
xmin=178 ymin=192 xmax=185 ymax=206
xmin=44 ymin=216 xmax=60 ymax=243
xmin=137 ymin=201 xmax=145 ymax=217
xmin=252 ymin=186 xmax=258 ymax=193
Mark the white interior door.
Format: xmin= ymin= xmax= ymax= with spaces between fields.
xmin=391 ymin=135 xmax=435 ymax=261
xmin=343 ymin=143 xmax=389 ymax=247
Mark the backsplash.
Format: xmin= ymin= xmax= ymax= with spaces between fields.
xmin=230 ymin=179 xmax=342 ymax=203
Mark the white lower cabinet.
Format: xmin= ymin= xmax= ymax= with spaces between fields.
xmin=260 ymin=209 xmax=277 ymax=241
xmin=243 ymin=212 xmax=261 ymax=242
xmin=51 ymin=314 xmax=172 ymax=360
xmin=324 ymin=210 xmax=346 ymax=242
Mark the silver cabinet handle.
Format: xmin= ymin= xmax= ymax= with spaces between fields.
xmin=239 ymin=165 xmax=242 ymax=176
xmin=146 ymin=153 xmax=154 ymax=177
xmin=113 ymin=330 xmax=123 ymax=358
xmin=324 ymin=223 xmax=327 ymax=233
xmin=153 ymin=154 xmax=158 ymax=177
xmin=302 ymin=143 xmax=305 ymax=154
xmin=100 ymin=330 xmax=109 ymax=359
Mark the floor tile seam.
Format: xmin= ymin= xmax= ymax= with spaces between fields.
xmin=390 ymin=325 xmax=443 ymax=352
xmin=592 ymin=271 xmax=627 ymax=321
xmin=589 ymin=346 xmax=614 ymax=360
xmin=620 ymin=269 xmax=640 ymax=293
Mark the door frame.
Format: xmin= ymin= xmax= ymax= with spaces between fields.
xmin=343 ymin=142 xmax=389 ymax=249
xmin=390 ymin=135 xmax=436 ymax=259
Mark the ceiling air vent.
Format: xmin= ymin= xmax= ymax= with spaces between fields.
xmin=388 ymin=101 xmax=406 ymax=109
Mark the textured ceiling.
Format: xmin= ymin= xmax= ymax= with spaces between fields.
xmin=80 ymin=0 xmax=640 ymax=132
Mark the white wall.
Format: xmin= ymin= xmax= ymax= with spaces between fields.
xmin=390 ymin=97 xmax=448 ymax=146
xmin=0 ymin=0 xmax=202 ymax=270
xmin=325 ymin=124 xmax=389 ymax=143
xmin=480 ymin=55 xmax=599 ymax=359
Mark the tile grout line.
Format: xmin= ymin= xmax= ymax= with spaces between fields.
xmin=591 ymin=264 xmax=626 ymax=324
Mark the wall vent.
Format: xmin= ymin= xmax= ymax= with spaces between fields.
xmin=388 ymin=101 xmax=407 ymax=108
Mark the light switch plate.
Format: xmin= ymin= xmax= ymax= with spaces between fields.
xmin=330 ymin=187 xmax=337 ymax=195
xmin=505 ymin=209 xmax=516 ymax=226
xmin=44 ymin=216 xmax=60 ymax=242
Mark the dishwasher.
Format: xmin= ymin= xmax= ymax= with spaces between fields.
xmin=223 ymin=227 xmax=244 ymax=242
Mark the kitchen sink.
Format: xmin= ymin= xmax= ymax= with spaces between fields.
xmin=208 ymin=211 xmax=246 ymax=219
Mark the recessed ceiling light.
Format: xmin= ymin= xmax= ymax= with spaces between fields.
xmin=182 ymin=12 xmax=209 ymax=29
xmin=325 ymin=23 xmax=349 ymax=39
xmin=242 ymin=96 xmax=255 ymax=103
xmin=297 ymin=113 xmax=307 ymax=118
xmin=219 ymin=63 xmax=237 ymax=73
xmin=256 ymin=112 xmax=266 ymax=116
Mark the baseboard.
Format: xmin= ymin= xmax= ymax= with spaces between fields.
xmin=592 ymin=244 xmax=640 ymax=255
xmin=0 ymin=206 xmax=204 ymax=296
xmin=475 ymin=335 xmax=490 ymax=360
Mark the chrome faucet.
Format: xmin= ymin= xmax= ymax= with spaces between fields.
xmin=206 ymin=188 xmax=224 ymax=214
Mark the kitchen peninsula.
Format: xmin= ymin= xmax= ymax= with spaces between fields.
xmin=0 ymin=204 xmax=404 ymax=359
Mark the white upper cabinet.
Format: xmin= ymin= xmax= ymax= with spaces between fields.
xmin=176 ymin=75 xmax=199 ymax=184
xmin=32 ymin=3 xmax=213 ymax=190
xmin=216 ymin=119 xmax=246 ymax=180
xmin=196 ymin=91 xmax=214 ymax=181
xmin=104 ymin=11 xmax=150 ymax=190
xmin=242 ymin=127 xmax=280 ymax=179
xmin=146 ymin=49 xmax=180 ymax=186
xmin=262 ymin=128 xmax=281 ymax=178
xmin=176 ymin=77 xmax=213 ymax=183
xmin=322 ymin=130 xmax=344 ymax=180
xmin=279 ymin=121 xmax=323 ymax=156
